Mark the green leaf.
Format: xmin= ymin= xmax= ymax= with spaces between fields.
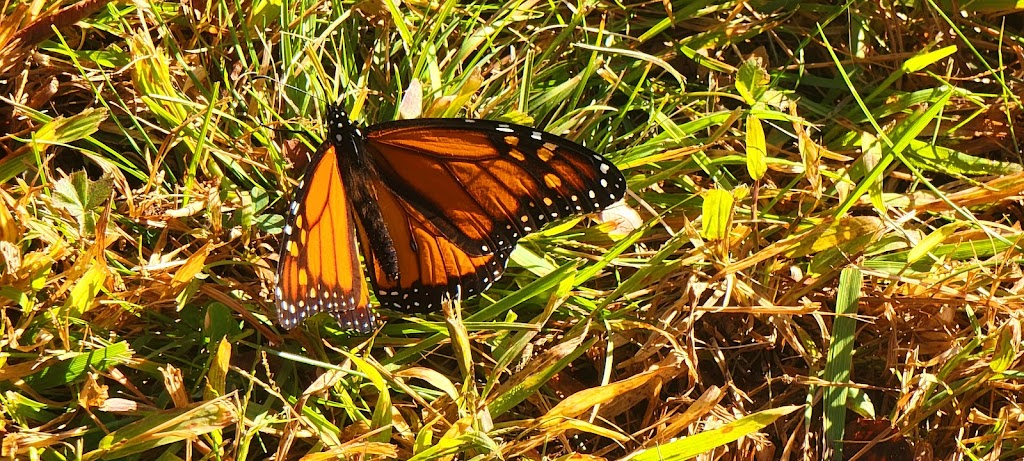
xmin=846 ymin=387 xmax=876 ymax=419
xmin=736 ymin=58 xmax=769 ymax=104
xmin=87 ymin=396 xmax=237 ymax=461
xmin=574 ymin=43 xmax=686 ymax=86
xmin=3 ymin=391 xmax=58 ymax=424
xmin=991 ymin=325 xmax=1017 ymax=373
xmin=625 ymin=405 xmax=802 ymax=460
xmin=32 ymin=107 xmax=108 ymax=146
xmin=677 ymin=43 xmax=736 ymax=73
xmin=905 ymin=140 xmax=1022 ymax=176
xmin=835 ymin=87 xmax=954 ymax=217
xmin=0 ymin=286 xmax=30 ymax=309
xmin=345 ymin=352 xmax=393 ymax=444
xmin=384 ymin=262 xmax=582 ymax=366
xmin=51 ymin=171 xmax=114 ymax=237
xmin=40 ymin=42 xmax=130 ymax=68
xmin=414 ymin=423 xmax=434 ymax=457
xmin=409 ymin=431 xmax=498 ymax=461
xmin=0 ymin=108 xmax=110 ymax=183
xmin=487 ymin=336 xmax=597 ymax=417
xmin=861 ymin=133 xmax=886 ymax=212
xmin=23 ymin=342 xmax=132 ymax=390
xmin=509 ymin=245 xmax=558 ymax=277
xmin=823 ymin=267 xmax=862 ymax=458
xmin=204 ymin=302 xmax=235 ymax=344
xmin=903 ymin=45 xmax=957 ymax=73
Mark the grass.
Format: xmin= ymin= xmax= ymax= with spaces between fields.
xmin=2 ymin=0 xmax=1024 ymax=459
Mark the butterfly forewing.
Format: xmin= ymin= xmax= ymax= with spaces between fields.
xmin=366 ymin=119 xmax=627 ymax=253
xmin=360 ymin=119 xmax=626 ymax=313
xmin=275 ymin=142 xmax=376 ymax=331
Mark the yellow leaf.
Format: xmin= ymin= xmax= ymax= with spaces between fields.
xmin=0 ymin=192 xmax=17 ymax=243
xmin=907 ymin=222 xmax=964 ymax=264
xmin=544 ymin=417 xmax=629 ymax=442
xmin=785 ymin=216 xmax=883 ymax=258
xmin=204 ymin=338 xmax=230 ymax=400
xmin=541 ymin=363 xmax=681 ymax=423
xmin=861 ymin=132 xmax=886 ymax=212
xmin=746 ymin=114 xmax=767 ymax=180
xmin=65 ymin=264 xmax=106 ymax=316
xmin=169 ymin=242 xmax=213 ymax=294
xmin=396 ymin=367 xmax=459 ymax=401
xmin=701 ymin=189 xmax=734 ymax=241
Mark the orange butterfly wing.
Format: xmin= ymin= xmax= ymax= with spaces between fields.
xmin=275 ymin=141 xmax=375 ymax=331
xmin=275 ymin=106 xmax=627 ymax=330
xmin=361 ymin=119 xmax=627 ymax=312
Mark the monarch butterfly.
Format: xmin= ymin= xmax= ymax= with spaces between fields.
xmin=275 ymin=103 xmax=627 ymax=332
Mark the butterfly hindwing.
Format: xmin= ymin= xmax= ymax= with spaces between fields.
xmin=359 ymin=181 xmax=508 ymax=313
xmin=275 ymin=141 xmax=375 ymax=331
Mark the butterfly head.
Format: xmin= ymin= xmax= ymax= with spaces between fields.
xmin=325 ymin=102 xmax=350 ymax=127
xmin=325 ymin=102 xmax=365 ymax=140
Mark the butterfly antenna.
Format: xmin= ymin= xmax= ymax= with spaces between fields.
xmin=243 ymin=74 xmax=335 ymax=144
xmin=249 ymin=73 xmax=329 ymax=105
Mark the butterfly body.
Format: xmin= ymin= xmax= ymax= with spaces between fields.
xmin=326 ymin=110 xmax=401 ymax=282
xmin=275 ymin=103 xmax=627 ymax=332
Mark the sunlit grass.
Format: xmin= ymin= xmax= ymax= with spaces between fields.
xmin=1 ymin=0 xmax=1024 ymax=459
